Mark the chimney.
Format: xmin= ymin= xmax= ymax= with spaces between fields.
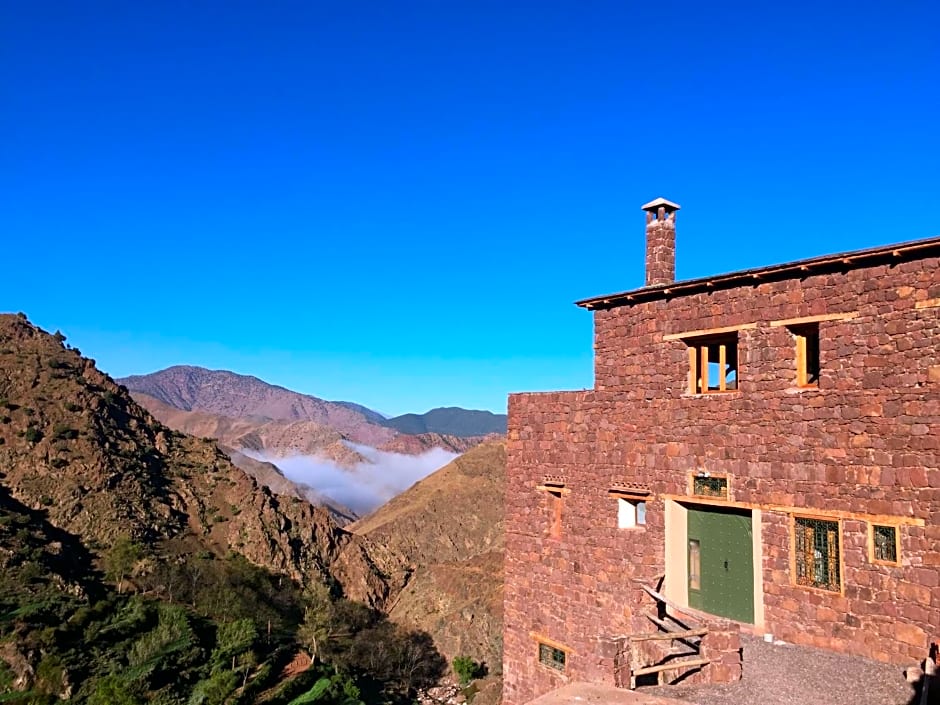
xmin=641 ymin=197 xmax=680 ymax=286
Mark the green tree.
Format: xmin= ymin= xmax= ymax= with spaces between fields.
xmin=212 ymin=618 xmax=257 ymax=668
xmin=452 ymin=656 xmax=482 ymax=686
xmin=104 ymin=537 xmax=143 ymax=593
xmin=88 ymin=674 xmax=143 ymax=705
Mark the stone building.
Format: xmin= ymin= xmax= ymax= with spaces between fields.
xmin=503 ymin=198 xmax=940 ymax=705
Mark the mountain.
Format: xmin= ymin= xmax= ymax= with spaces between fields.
xmin=0 ymin=315 xmax=392 ymax=603
xmin=382 ymin=407 xmax=507 ymax=437
xmin=351 ymin=441 xmax=506 ymax=679
xmin=118 ymin=365 xmax=397 ymax=446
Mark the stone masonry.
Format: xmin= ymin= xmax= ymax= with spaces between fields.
xmin=503 ymin=199 xmax=940 ymax=705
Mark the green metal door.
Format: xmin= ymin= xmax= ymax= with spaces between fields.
xmin=687 ymin=506 xmax=754 ymax=623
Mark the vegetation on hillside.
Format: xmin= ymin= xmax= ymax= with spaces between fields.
xmin=0 ymin=315 xmax=446 ymax=701
xmin=0 ymin=485 xmax=444 ymax=702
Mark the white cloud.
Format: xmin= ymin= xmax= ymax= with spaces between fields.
xmin=244 ymin=444 xmax=459 ymax=517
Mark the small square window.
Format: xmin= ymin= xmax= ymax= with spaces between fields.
xmin=794 ymin=517 xmax=841 ymax=592
xmin=871 ymin=524 xmax=899 ymax=564
xmin=791 ymin=324 xmax=820 ymax=387
xmin=687 ymin=334 xmax=738 ymax=394
xmin=617 ymin=498 xmax=646 ymax=528
xmin=538 ymin=643 xmax=566 ymax=671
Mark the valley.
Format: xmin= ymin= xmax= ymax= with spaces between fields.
xmin=0 ymin=314 xmax=507 ymax=704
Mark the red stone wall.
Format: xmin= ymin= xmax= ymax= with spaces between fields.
xmin=503 ymin=256 xmax=940 ymax=705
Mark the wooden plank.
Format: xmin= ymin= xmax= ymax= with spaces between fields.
xmin=688 ymin=347 xmax=697 ymax=395
xmin=535 ymin=485 xmax=570 ymax=494
xmin=630 ymin=628 xmax=709 ymax=642
xmin=915 ymin=298 xmax=940 ymax=309
xmin=769 ymin=312 xmax=858 ymax=327
xmin=663 ymin=322 xmax=757 ymax=342
xmin=718 ymin=344 xmax=727 ymax=391
xmin=640 ymin=586 xmax=703 ymax=626
xmin=658 ymin=494 xmax=926 ymax=526
xmin=796 ymin=333 xmax=807 ymax=387
xmin=632 ymin=658 xmax=710 ymax=677
xmin=700 ymin=344 xmax=709 ymax=394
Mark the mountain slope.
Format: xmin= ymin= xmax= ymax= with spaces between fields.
xmin=351 ymin=441 xmax=506 ymax=672
xmin=118 ymin=366 xmax=396 ymax=446
xmin=0 ymin=315 xmax=393 ymax=605
xmin=382 ymin=407 xmax=507 ymax=437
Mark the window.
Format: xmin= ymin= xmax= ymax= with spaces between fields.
xmin=791 ymin=324 xmax=820 ymax=387
xmin=617 ymin=498 xmax=647 ymax=528
xmin=687 ymin=334 xmax=738 ymax=394
xmin=692 ymin=474 xmax=728 ymax=499
xmin=538 ymin=643 xmax=566 ymax=671
xmin=609 ymin=485 xmax=651 ymax=528
xmin=549 ymin=492 xmax=563 ymax=538
xmin=537 ymin=478 xmax=567 ymax=539
xmin=688 ymin=539 xmax=701 ymax=591
xmin=794 ymin=517 xmax=841 ymax=592
xmin=871 ymin=524 xmax=900 ymax=565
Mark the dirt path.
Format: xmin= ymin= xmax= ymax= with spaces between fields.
xmin=643 ymin=634 xmax=919 ymax=705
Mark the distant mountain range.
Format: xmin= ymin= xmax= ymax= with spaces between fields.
xmin=118 ymin=365 xmax=507 ymax=438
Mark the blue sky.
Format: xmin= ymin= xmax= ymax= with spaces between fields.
xmin=2 ymin=1 xmax=938 ymax=416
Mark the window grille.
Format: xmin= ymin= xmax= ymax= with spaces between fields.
xmin=538 ymin=643 xmax=566 ymax=671
xmin=692 ymin=476 xmax=728 ymax=498
xmin=872 ymin=524 xmax=898 ymax=563
xmin=794 ymin=517 xmax=841 ymax=591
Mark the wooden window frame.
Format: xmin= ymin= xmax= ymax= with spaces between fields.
xmin=538 ymin=480 xmax=568 ymax=539
xmin=790 ymin=515 xmax=843 ymax=594
xmin=531 ymin=634 xmax=571 ymax=674
xmin=685 ymin=333 xmax=739 ymax=395
xmin=609 ymin=486 xmax=651 ymax=530
xmin=688 ymin=472 xmax=730 ymax=500
xmin=790 ymin=323 xmax=820 ymax=388
xmin=869 ymin=523 xmax=901 ymax=566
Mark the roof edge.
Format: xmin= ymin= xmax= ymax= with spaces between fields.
xmin=576 ymin=235 xmax=940 ymax=310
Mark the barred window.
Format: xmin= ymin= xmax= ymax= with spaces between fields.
xmin=872 ymin=524 xmax=899 ymax=564
xmin=538 ymin=643 xmax=566 ymax=671
xmin=794 ymin=517 xmax=841 ymax=592
xmin=692 ymin=475 xmax=728 ymax=498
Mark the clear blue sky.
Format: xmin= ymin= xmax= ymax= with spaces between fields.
xmin=2 ymin=1 xmax=938 ymax=416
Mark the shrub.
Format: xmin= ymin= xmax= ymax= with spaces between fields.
xmin=52 ymin=424 xmax=79 ymax=441
xmin=452 ymin=656 xmax=483 ymax=686
xmin=24 ymin=426 xmax=43 ymax=443
xmin=64 ymin=402 xmax=81 ymax=412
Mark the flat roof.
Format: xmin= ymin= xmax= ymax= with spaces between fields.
xmin=576 ymin=234 xmax=940 ymax=310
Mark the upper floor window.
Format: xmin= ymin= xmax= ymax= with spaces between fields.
xmin=791 ymin=323 xmax=820 ymax=387
xmin=687 ymin=334 xmax=738 ymax=394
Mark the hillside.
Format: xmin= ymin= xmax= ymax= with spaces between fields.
xmin=0 ymin=315 xmax=392 ymax=603
xmin=382 ymin=407 xmax=507 ymax=437
xmin=351 ymin=441 xmax=506 ymax=675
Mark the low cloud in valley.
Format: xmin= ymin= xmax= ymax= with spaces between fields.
xmin=246 ymin=443 xmax=460 ymax=516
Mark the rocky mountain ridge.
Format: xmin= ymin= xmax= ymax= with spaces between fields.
xmin=119 ymin=365 xmax=507 ymax=440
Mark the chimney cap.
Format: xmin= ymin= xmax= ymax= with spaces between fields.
xmin=641 ymin=197 xmax=681 ymax=213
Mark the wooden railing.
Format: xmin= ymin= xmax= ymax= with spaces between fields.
xmin=624 ymin=580 xmax=710 ymax=689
